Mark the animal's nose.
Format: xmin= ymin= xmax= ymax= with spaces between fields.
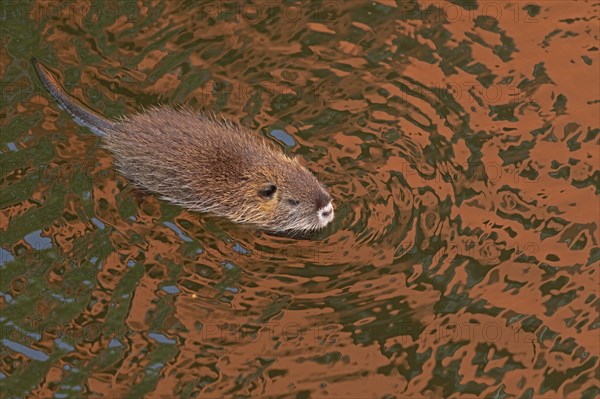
xmin=318 ymin=202 xmax=334 ymax=223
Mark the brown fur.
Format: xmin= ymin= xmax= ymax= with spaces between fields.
xmin=105 ymin=108 xmax=333 ymax=232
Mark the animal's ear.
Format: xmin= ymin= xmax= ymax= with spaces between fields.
xmin=258 ymin=183 xmax=277 ymax=200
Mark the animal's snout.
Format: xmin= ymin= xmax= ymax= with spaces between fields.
xmin=317 ymin=202 xmax=334 ymax=226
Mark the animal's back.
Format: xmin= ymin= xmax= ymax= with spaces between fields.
xmin=104 ymin=107 xmax=287 ymax=212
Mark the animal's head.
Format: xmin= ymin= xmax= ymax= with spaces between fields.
xmin=247 ymin=158 xmax=334 ymax=233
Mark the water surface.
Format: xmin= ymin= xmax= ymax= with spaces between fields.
xmin=1 ymin=1 xmax=598 ymax=398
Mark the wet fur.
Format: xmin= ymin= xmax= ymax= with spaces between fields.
xmin=106 ymin=107 xmax=328 ymax=232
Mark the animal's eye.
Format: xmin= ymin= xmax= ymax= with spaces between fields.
xmin=258 ymin=184 xmax=277 ymax=199
xmin=287 ymin=199 xmax=300 ymax=206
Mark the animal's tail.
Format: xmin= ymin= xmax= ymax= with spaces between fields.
xmin=31 ymin=57 xmax=113 ymax=136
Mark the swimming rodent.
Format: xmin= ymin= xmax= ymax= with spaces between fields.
xmin=32 ymin=58 xmax=334 ymax=233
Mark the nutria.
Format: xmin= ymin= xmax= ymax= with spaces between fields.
xmin=32 ymin=58 xmax=334 ymax=233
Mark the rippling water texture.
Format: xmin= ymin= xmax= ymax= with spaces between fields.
xmin=1 ymin=1 xmax=599 ymax=398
